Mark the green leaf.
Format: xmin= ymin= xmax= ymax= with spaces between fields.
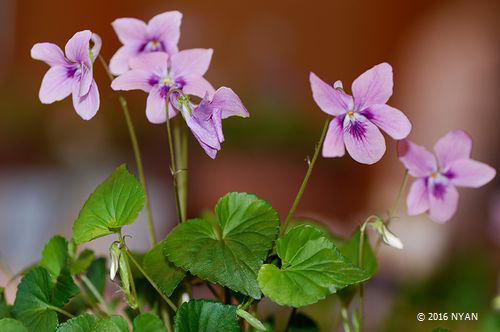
xmin=258 ymin=224 xmax=370 ymax=307
xmin=165 ymin=192 xmax=279 ymax=299
xmin=84 ymin=258 xmax=106 ymax=301
xmin=236 ymin=309 xmax=266 ymax=331
xmin=0 ymin=318 xmax=28 ymax=332
xmin=337 ymin=229 xmax=377 ymax=277
xmin=70 ymin=249 xmax=96 ymax=275
xmin=56 ymin=314 xmax=98 ymax=331
xmin=0 ymin=288 xmax=11 ymax=319
xmin=432 ymin=329 xmax=450 ymax=332
xmin=40 ymin=236 xmax=68 ymax=279
xmin=143 ymin=241 xmax=184 ymax=297
xmin=93 ymin=316 xmax=129 ymax=332
xmin=72 ymin=164 xmax=145 ymax=244
xmin=133 ymin=313 xmax=166 ymax=332
xmin=12 ymin=267 xmax=79 ymax=331
xmin=174 ymin=300 xmax=240 ymax=332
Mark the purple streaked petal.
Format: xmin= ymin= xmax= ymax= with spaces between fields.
xmin=147 ymin=11 xmax=182 ymax=55
xmin=183 ymin=112 xmax=221 ymax=158
xmin=65 ymin=30 xmax=92 ymax=64
xmin=212 ymin=109 xmax=224 ymax=143
xmin=428 ymin=183 xmax=459 ymax=223
xmin=109 ymin=45 xmax=139 ymax=76
xmin=31 ymin=43 xmax=68 ymax=66
xmin=72 ymin=79 xmax=99 ymax=120
xmin=90 ymin=33 xmax=102 ymax=61
xmin=322 ymin=115 xmax=345 ymax=158
xmin=433 ymin=130 xmax=472 ymax=170
xmin=171 ymin=48 xmax=213 ymax=78
xmin=309 ymin=72 xmax=352 ymax=116
xmin=448 ymin=159 xmax=496 ymax=188
xmin=362 ymin=104 xmax=411 ymax=139
xmin=397 ymin=140 xmax=436 ymax=177
xmin=38 ymin=65 xmax=74 ymax=104
xmin=406 ymin=178 xmax=430 ymax=215
xmin=129 ymin=52 xmax=169 ymax=75
xmin=352 ymin=63 xmax=393 ymax=111
xmin=112 ymin=18 xmax=148 ymax=45
xmin=210 ymin=87 xmax=249 ymax=119
xmin=79 ymin=65 xmax=93 ymax=96
xmin=182 ymin=76 xmax=215 ymax=99
xmin=145 ymin=86 xmax=176 ymax=123
xmin=343 ymin=114 xmax=386 ymax=164
xmin=111 ymin=69 xmax=154 ymax=93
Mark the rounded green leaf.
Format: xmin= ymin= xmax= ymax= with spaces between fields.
xmin=40 ymin=235 xmax=68 ymax=279
xmin=56 ymin=314 xmax=98 ymax=331
xmin=0 ymin=318 xmax=28 ymax=332
xmin=133 ymin=313 xmax=166 ymax=332
xmin=73 ymin=164 xmax=145 ymax=244
xmin=70 ymin=249 xmax=96 ymax=275
xmin=336 ymin=229 xmax=378 ymax=277
xmin=165 ymin=192 xmax=279 ymax=298
xmin=258 ymin=224 xmax=370 ymax=307
xmin=174 ymin=301 xmax=240 ymax=332
xmin=143 ymin=241 xmax=184 ymax=297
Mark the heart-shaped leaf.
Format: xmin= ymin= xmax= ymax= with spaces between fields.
xmin=0 ymin=318 xmax=28 ymax=332
xmin=56 ymin=314 xmax=97 ymax=331
xmin=174 ymin=301 xmax=240 ymax=332
xmin=133 ymin=313 xmax=166 ymax=332
xmin=40 ymin=236 xmax=68 ymax=279
xmin=336 ymin=229 xmax=378 ymax=277
xmin=258 ymin=224 xmax=370 ymax=307
xmin=70 ymin=249 xmax=96 ymax=275
xmin=73 ymin=164 xmax=145 ymax=244
xmin=143 ymin=241 xmax=184 ymax=297
xmin=165 ymin=192 xmax=279 ymax=298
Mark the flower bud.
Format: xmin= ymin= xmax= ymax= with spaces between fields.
xmin=370 ymin=218 xmax=403 ymax=249
xmin=109 ymin=242 xmax=121 ymax=280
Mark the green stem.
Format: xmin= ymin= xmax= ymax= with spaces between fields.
xmin=284 ymin=307 xmax=297 ymax=332
xmin=118 ymin=233 xmax=140 ymax=312
xmin=173 ymin=118 xmax=189 ymax=222
xmin=81 ymin=275 xmax=113 ymax=315
xmin=48 ymin=305 xmax=75 ymax=319
xmin=161 ymin=304 xmax=173 ymax=332
xmin=98 ymin=55 xmax=157 ymax=246
xmin=357 ymin=222 xmax=368 ymax=332
xmin=340 ymin=304 xmax=353 ymax=332
xmin=280 ymin=119 xmax=330 ymax=236
xmin=165 ymin=98 xmax=183 ymax=223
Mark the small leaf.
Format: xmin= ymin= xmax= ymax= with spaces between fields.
xmin=165 ymin=192 xmax=279 ymax=299
xmin=0 ymin=318 xmax=28 ymax=332
xmin=258 ymin=224 xmax=370 ymax=307
xmin=174 ymin=300 xmax=240 ymax=332
xmin=143 ymin=240 xmax=184 ymax=297
xmin=236 ymin=309 xmax=266 ymax=331
xmin=0 ymin=288 xmax=11 ymax=319
xmin=70 ymin=249 xmax=96 ymax=275
xmin=56 ymin=314 xmax=98 ymax=331
xmin=94 ymin=315 xmax=129 ymax=332
xmin=73 ymin=164 xmax=145 ymax=244
xmin=133 ymin=313 xmax=166 ymax=332
xmin=52 ymin=269 xmax=80 ymax=307
xmin=40 ymin=235 xmax=68 ymax=279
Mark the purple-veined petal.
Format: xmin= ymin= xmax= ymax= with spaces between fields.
xmin=39 ymin=65 xmax=74 ymax=104
xmin=79 ymin=64 xmax=93 ymax=96
xmin=406 ymin=178 xmax=430 ymax=215
xmin=31 ymin=43 xmax=68 ymax=66
xmin=145 ymin=86 xmax=176 ymax=123
xmin=72 ymin=79 xmax=99 ymax=120
xmin=397 ymin=140 xmax=436 ymax=177
xmin=182 ymin=76 xmax=215 ymax=99
xmin=109 ymin=45 xmax=139 ymax=76
xmin=309 ymin=72 xmax=352 ymax=116
xmin=111 ymin=70 xmax=154 ymax=93
xmin=90 ymin=33 xmax=102 ymax=61
xmin=65 ymin=30 xmax=92 ymax=65
xmin=183 ymin=113 xmax=221 ymax=159
xmin=352 ymin=62 xmax=393 ymax=111
xmin=447 ymin=159 xmax=496 ymax=188
xmin=322 ymin=115 xmax=345 ymax=158
xmin=428 ymin=183 xmax=459 ymax=223
xmin=362 ymin=104 xmax=411 ymax=139
xmin=112 ymin=18 xmax=148 ymax=45
xmin=343 ymin=114 xmax=386 ymax=164
xmin=147 ymin=11 xmax=182 ymax=55
xmin=210 ymin=87 xmax=249 ymax=119
xmin=129 ymin=52 xmax=169 ymax=76
xmin=212 ymin=109 xmax=224 ymax=143
xmin=171 ymin=48 xmax=213 ymax=78
xmin=434 ymin=130 xmax=472 ymax=170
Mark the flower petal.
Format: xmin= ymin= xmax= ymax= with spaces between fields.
xmin=109 ymin=45 xmax=139 ymax=76
xmin=406 ymin=178 xmax=430 ymax=215
xmin=72 ymin=79 xmax=100 ymax=120
xmin=343 ymin=114 xmax=386 ymax=164
xmin=182 ymin=76 xmax=215 ymax=99
xmin=90 ymin=33 xmax=102 ymax=61
xmin=428 ymin=183 xmax=459 ymax=223
xmin=352 ymin=63 xmax=393 ymax=111
xmin=111 ymin=69 xmax=154 ymax=93
xmin=65 ymin=30 xmax=92 ymax=64
xmin=79 ymin=64 xmax=93 ymax=96
xmin=39 ymin=65 xmax=74 ymax=104
xmin=129 ymin=52 xmax=168 ymax=75
xmin=397 ymin=140 xmax=436 ymax=177
xmin=31 ymin=43 xmax=68 ymax=66
xmin=112 ymin=18 xmax=148 ymax=45
xmin=171 ymin=48 xmax=213 ymax=78
xmin=147 ymin=11 xmax=182 ymax=54
xmin=309 ymin=72 xmax=352 ymax=116
xmin=322 ymin=115 xmax=345 ymax=158
xmin=145 ymin=86 xmax=176 ymax=123
xmin=361 ymin=104 xmax=411 ymax=139
xmin=210 ymin=87 xmax=249 ymax=119
xmin=433 ymin=130 xmax=472 ymax=170
xmin=448 ymin=159 xmax=496 ymax=188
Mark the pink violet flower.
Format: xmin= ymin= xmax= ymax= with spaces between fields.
xmin=111 ymin=50 xmax=214 ymax=123
xmin=109 ymin=11 xmax=182 ymax=75
xmin=398 ymin=130 xmax=496 ymax=223
xmin=310 ymin=63 xmax=412 ymax=164
xmin=31 ymin=30 xmax=102 ymax=120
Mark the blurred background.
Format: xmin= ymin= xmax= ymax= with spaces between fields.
xmin=0 ymin=0 xmax=499 ymax=330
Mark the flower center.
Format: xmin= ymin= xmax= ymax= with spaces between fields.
xmin=431 ymin=171 xmax=438 ymax=180
xmin=144 ymin=39 xmax=163 ymax=52
xmin=160 ymin=76 xmax=172 ymax=87
xmin=347 ymin=111 xmax=355 ymax=118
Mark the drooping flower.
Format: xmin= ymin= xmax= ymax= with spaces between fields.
xmin=398 ymin=130 xmax=496 ymax=223
xmin=31 ymin=30 xmax=101 ymax=120
xmin=310 ymin=63 xmax=412 ymax=164
xmin=369 ymin=218 xmax=403 ymax=249
xmin=111 ymin=50 xmax=214 ymax=123
xmin=109 ymin=11 xmax=182 ymax=75
xmin=174 ymin=87 xmax=249 ymax=158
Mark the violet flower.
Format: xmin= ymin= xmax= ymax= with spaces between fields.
xmin=111 ymin=50 xmax=214 ymax=123
xmin=31 ymin=30 xmax=101 ymax=120
xmin=310 ymin=63 xmax=412 ymax=164
xmin=398 ymin=130 xmax=496 ymax=223
xmin=109 ymin=11 xmax=182 ymax=75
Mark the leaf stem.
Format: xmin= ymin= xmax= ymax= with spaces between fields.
xmin=48 ymin=305 xmax=75 ymax=319
xmin=284 ymin=307 xmax=297 ymax=332
xmin=280 ymin=119 xmax=330 ymax=236
xmin=98 ymin=55 xmax=157 ymax=246
xmin=165 ymin=98 xmax=183 ymax=223
xmin=81 ymin=275 xmax=113 ymax=315
xmin=357 ymin=222 xmax=368 ymax=332
xmin=174 ymin=117 xmax=189 ymax=222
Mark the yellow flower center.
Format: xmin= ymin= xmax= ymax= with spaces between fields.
xmin=160 ymin=77 xmax=172 ymax=86
xmin=347 ymin=111 xmax=354 ymax=118
xmin=431 ymin=172 xmax=438 ymax=179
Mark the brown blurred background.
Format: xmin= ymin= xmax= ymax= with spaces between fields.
xmin=0 ymin=0 xmax=499 ymax=331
